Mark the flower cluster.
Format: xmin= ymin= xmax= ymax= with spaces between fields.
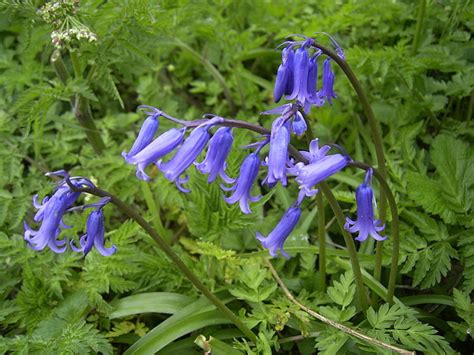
xmin=39 ymin=0 xmax=98 ymax=50
xmin=51 ymin=28 xmax=98 ymax=49
xmin=117 ymin=35 xmax=384 ymax=257
xmin=38 ymin=0 xmax=78 ymax=26
xmin=25 ymin=34 xmax=385 ymax=258
xmin=273 ymin=36 xmax=342 ymax=113
xmin=24 ymin=171 xmax=115 ymax=256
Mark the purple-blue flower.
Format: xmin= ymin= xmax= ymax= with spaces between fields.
xmin=291 ymin=111 xmax=307 ymax=136
xmin=263 ymin=115 xmax=291 ymax=187
xmin=286 ymin=45 xmax=310 ymax=106
xmin=24 ymin=172 xmax=115 ymax=255
xmin=223 ymin=152 xmax=262 ymax=214
xmin=126 ymin=127 xmax=186 ymax=181
xmin=291 ymin=139 xmax=349 ymax=196
xmin=274 ymin=47 xmax=295 ymax=102
xmin=122 ymin=109 xmax=160 ymax=163
xmin=157 ymin=116 xmax=223 ymax=192
xmin=24 ymin=174 xmax=94 ymax=253
xmin=257 ymin=204 xmax=301 ymax=258
xmin=195 ymin=127 xmax=234 ymax=183
xmin=320 ymin=58 xmax=336 ymax=105
xmin=344 ymin=169 xmax=386 ymax=242
xmin=71 ymin=203 xmax=116 ymax=256
xmin=24 ymin=189 xmax=72 ymax=253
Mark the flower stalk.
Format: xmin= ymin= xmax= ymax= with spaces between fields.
xmin=311 ymin=41 xmax=389 ymax=296
xmin=64 ymin=179 xmax=257 ymax=343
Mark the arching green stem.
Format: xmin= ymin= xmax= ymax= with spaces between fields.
xmin=319 ymin=182 xmax=369 ymax=310
xmin=299 ymin=109 xmax=327 ymax=292
xmin=311 ymin=41 xmax=388 ymax=293
xmin=65 ymin=181 xmax=257 ymax=343
xmin=176 ymin=116 xmax=370 ymax=308
xmin=317 ymin=191 xmax=326 ymax=291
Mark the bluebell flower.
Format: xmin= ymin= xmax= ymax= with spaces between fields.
xmin=122 ymin=109 xmax=160 ymax=163
xmin=158 ymin=116 xmax=223 ymax=192
xmin=71 ymin=200 xmax=116 ymax=256
xmin=257 ymin=203 xmax=301 ymax=258
xmin=299 ymin=138 xmax=332 ymax=163
xmin=25 ymin=173 xmax=115 ymax=255
xmin=274 ymin=47 xmax=295 ymax=102
xmin=286 ymin=45 xmax=310 ymax=107
xmin=223 ymin=152 xmax=262 ymax=214
xmin=24 ymin=175 xmax=93 ymax=253
xmin=320 ymin=58 xmax=336 ymax=105
xmin=24 ymin=189 xmax=73 ymax=253
xmin=290 ymin=139 xmax=349 ymax=196
xmin=291 ymin=111 xmax=307 ymax=136
xmin=126 ymin=127 xmax=186 ymax=181
xmin=264 ymin=115 xmax=291 ymax=187
xmin=344 ymin=169 xmax=386 ymax=242
xmin=195 ymin=127 xmax=234 ymax=183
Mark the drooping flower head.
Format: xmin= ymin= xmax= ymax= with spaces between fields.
xmin=274 ymin=47 xmax=295 ymax=102
xmin=195 ymin=127 xmax=234 ymax=183
xmin=126 ymin=127 xmax=186 ymax=181
xmin=344 ymin=169 xmax=386 ymax=242
xmin=320 ymin=58 xmax=336 ymax=105
xmin=273 ymin=35 xmax=343 ymax=112
xmin=71 ymin=198 xmax=116 ymax=256
xmin=25 ymin=189 xmax=74 ymax=253
xmin=291 ymin=139 xmax=350 ymax=197
xmin=264 ymin=115 xmax=291 ymax=187
xmin=122 ymin=107 xmax=161 ymax=163
xmin=157 ymin=116 xmax=223 ymax=192
xmin=285 ymin=38 xmax=315 ymax=111
xmin=261 ymin=103 xmax=301 ymax=187
xmin=24 ymin=171 xmax=115 ymax=256
xmin=291 ymin=111 xmax=307 ymax=136
xmin=223 ymin=149 xmax=263 ymax=215
xmin=24 ymin=172 xmax=93 ymax=253
xmin=257 ymin=201 xmax=302 ymax=258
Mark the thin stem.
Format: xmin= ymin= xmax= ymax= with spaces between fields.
xmin=194 ymin=116 xmax=368 ymax=304
xmin=372 ymin=242 xmax=384 ymax=305
xmin=140 ymin=181 xmax=169 ymax=243
xmin=264 ymin=259 xmax=414 ymax=355
xmin=51 ymin=50 xmax=69 ymax=85
xmin=278 ymin=332 xmax=320 ymax=344
xmin=311 ymin=41 xmax=389 ymax=297
xmin=411 ymin=0 xmax=427 ymax=56
xmin=65 ymin=181 xmax=257 ymax=343
xmin=74 ymin=95 xmax=106 ymax=154
xmin=69 ymin=50 xmax=82 ymax=78
xmin=467 ymin=90 xmax=474 ymax=122
xmin=319 ymin=182 xmax=369 ymax=310
xmin=317 ymin=191 xmax=326 ymax=291
xmin=349 ymin=161 xmax=400 ymax=304
xmin=67 ymin=50 xmax=105 ymax=154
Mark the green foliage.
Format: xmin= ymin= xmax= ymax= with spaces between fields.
xmin=1 ymin=0 xmax=473 ymax=353
xmin=407 ymin=134 xmax=473 ymax=226
xmin=365 ymin=303 xmax=453 ymax=354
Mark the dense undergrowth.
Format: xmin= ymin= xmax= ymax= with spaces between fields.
xmin=0 ymin=0 xmax=473 ymax=354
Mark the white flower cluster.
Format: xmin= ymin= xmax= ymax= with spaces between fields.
xmin=38 ymin=0 xmax=78 ymax=26
xmin=51 ymin=28 xmax=98 ymax=49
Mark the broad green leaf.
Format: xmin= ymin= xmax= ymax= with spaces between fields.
xmin=110 ymin=292 xmax=194 ymax=319
xmin=125 ymin=297 xmax=234 ymax=354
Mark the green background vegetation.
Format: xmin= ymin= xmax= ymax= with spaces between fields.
xmin=0 ymin=0 xmax=472 ymax=353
